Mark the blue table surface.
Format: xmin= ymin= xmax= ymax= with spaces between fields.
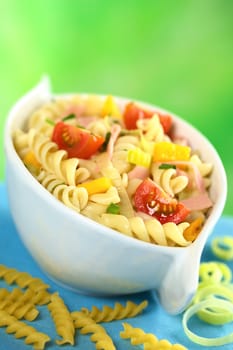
xmin=0 ymin=181 xmax=233 ymax=350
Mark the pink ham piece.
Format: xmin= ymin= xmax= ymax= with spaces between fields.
xmin=107 ymin=124 xmax=122 ymax=160
xmin=181 ymin=191 xmax=213 ymax=211
xmin=61 ymin=105 xmax=85 ymax=119
xmin=76 ymin=115 xmax=98 ymax=127
xmin=128 ymin=165 xmax=149 ymax=180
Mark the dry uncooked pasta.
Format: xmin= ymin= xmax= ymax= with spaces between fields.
xmin=47 ymin=292 xmax=75 ymax=345
xmin=0 ymin=297 xmax=38 ymax=321
xmin=13 ymin=94 xmax=213 ymax=247
xmin=120 ymin=322 xmax=187 ymax=350
xmin=0 ymin=264 xmax=49 ymax=292
xmin=0 ymin=310 xmax=50 ymax=350
xmin=75 ymin=300 xmax=148 ymax=323
xmin=0 ymin=264 xmax=187 ymax=349
xmin=72 ymin=311 xmax=116 ymax=350
xmin=0 ymin=287 xmax=50 ymax=306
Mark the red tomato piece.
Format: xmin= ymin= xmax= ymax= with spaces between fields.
xmin=134 ymin=178 xmax=190 ymax=224
xmin=155 ymin=203 xmax=190 ymax=225
xmin=123 ymin=102 xmax=146 ymax=130
xmin=123 ymin=102 xmax=172 ymax=134
xmin=158 ymin=113 xmax=173 ymax=134
xmin=52 ymin=122 xmax=104 ymax=159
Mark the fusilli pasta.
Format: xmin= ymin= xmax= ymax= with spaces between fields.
xmin=72 ymin=311 xmax=116 ymax=350
xmin=0 ymin=264 xmax=187 ymax=349
xmin=0 ymin=310 xmax=50 ymax=349
xmin=0 ymin=299 xmax=38 ymax=321
xmin=0 ymin=265 xmax=49 ymax=292
xmin=47 ymin=292 xmax=75 ymax=345
xmin=27 ymin=129 xmax=90 ymax=185
xmin=79 ymin=300 xmax=148 ymax=323
xmin=0 ymin=287 xmax=51 ymax=306
xmin=112 ymin=135 xmax=139 ymax=174
xmin=137 ymin=114 xmax=165 ymax=142
xmin=151 ymin=163 xmax=188 ymax=197
xmin=99 ymin=214 xmax=191 ymax=246
xmin=120 ymin=322 xmax=187 ymax=350
xmin=36 ymin=169 xmax=89 ymax=212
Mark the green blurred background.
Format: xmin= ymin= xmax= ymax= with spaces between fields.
xmin=0 ymin=0 xmax=232 ymax=214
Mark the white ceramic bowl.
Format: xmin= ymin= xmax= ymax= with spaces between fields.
xmin=4 ymin=77 xmax=227 ymax=314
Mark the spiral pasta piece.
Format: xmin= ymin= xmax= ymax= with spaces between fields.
xmin=80 ymin=300 xmax=148 ymax=323
xmin=0 ymin=289 xmax=39 ymax=321
xmin=79 ymin=158 xmax=100 ymax=179
xmin=190 ymin=154 xmax=213 ymax=188
xmin=137 ymin=114 xmax=165 ymax=142
xmin=129 ymin=216 xmax=167 ymax=245
xmin=81 ymin=202 xmax=108 ymax=221
xmin=72 ymin=311 xmax=116 ymax=350
xmin=120 ymin=323 xmax=187 ymax=350
xmin=47 ymin=292 xmax=75 ymax=345
xmin=90 ymin=186 xmax=120 ymax=205
xmin=87 ymin=117 xmax=110 ymax=138
xmin=100 ymin=163 xmax=135 ymax=218
xmin=28 ymin=102 xmax=60 ymax=136
xmin=126 ymin=178 xmax=142 ymax=197
xmin=21 ymin=288 xmax=51 ymax=306
xmin=0 ymin=299 xmax=38 ymax=321
xmin=0 ymin=310 xmax=50 ymax=349
xmin=151 ymin=164 xmax=188 ymax=197
xmin=0 ymin=265 xmax=49 ymax=292
xmin=28 ymin=96 xmax=87 ymax=135
xmin=163 ymin=222 xmax=191 ymax=247
xmin=99 ymin=213 xmax=133 ymax=237
xmin=99 ymin=214 xmax=191 ymax=246
xmin=13 ymin=129 xmax=30 ymax=159
xmin=36 ymin=169 xmax=89 ymax=212
xmin=190 ymin=154 xmax=213 ymax=177
xmin=112 ymin=135 xmax=139 ymax=174
xmin=0 ymin=287 xmax=51 ymax=306
xmin=28 ymin=129 xmax=90 ymax=185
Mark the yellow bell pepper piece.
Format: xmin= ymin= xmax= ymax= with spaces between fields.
xmin=23 ymin=151 xmax=41 ymax=169
xmin=77 ymin=177 xmax=112 ymax=195
xmin=153 ymin=142 xmax=191 ymax=162
xmin=127 ymin=148 xmax=152 ymax=168
xmin=101 ymin=95 xmax=122 ymax=118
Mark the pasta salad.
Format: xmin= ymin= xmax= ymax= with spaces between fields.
xmin=13 ymin=94 xmax=213 ymax=247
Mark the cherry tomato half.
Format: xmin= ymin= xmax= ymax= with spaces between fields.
xmin=134 ymin=178 xmax=190 ymax=224
xmin=52 ymin=122 xmax=104 ymax=159
xmin=123 ymin=102 xmax=172 ymax=134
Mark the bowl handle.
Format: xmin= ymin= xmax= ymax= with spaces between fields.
xmin=157 ymin=242 xmax=203 ymax=314
xmin=8 ymin=75 xmax=51 ymax=123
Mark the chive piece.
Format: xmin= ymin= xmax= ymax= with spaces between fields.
xmin=159 ymin=163 xmax=176 ymax=169
xmin=45 ymin=118 xmax=55 ymax=126
xmin=62 ymin=113 xmax=76 ymax=121
xmin=106 ymin=203 xmax=120 ymax=215
xmin=120 ymin=129 xmax=141 ymax=136
xmin=100 ymin=132 xmax=111 ymax=151
xmin=76 ymin=124 xmax=86 ymax=129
